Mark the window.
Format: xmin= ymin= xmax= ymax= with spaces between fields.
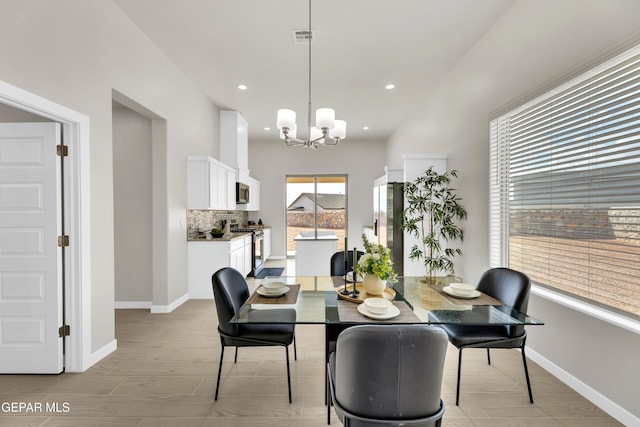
xmin=490 ymin=45 xmax=640 ymax=318
xmin=285 ymin=175 xmax=347 ymax=256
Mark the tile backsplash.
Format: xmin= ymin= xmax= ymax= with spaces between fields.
xmin=187 ymin=210 xmax=248 ymax=238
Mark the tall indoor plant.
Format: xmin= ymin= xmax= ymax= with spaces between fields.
xmin=402 ymin=167 xmax=468 ymax=282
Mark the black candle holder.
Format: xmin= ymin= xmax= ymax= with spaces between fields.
xmin=340 ymin=272 xmax=351 ymax=295
xmin=340 ymin=243 xmax=350 ymax=295
xmin=349 ymin=247 xmax=359 ymax=297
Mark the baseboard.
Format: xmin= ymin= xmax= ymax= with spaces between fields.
xmin=526 ymin=347 xmax=639 ymax=426
xmin=114 ymin=301 xmax=152 ymax=309
xmin=87 ymin=339 xmax=117 ymax=370
xmin=268 ymin=255 xmax=286 ymax=260
xmin=151 ymin=293 xmax=189 ymax=313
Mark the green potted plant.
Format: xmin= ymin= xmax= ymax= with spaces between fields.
xmin=402 ymin=167 xmax=468 ymax=283
xmin=356 ymin=234 xmax=398 ymax=295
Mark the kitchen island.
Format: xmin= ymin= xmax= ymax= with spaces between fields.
xmin=294 ymin=231 xmax=338 ymax=276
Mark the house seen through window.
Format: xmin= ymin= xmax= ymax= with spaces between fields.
xmin=286 ymin=175 xmax=347 ymax=257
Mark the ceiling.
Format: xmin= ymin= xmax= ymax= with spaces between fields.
xmin=113 ymin=0 xmax=514 ymax=142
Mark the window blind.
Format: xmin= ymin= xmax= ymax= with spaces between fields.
xmin=490 ymin=45 xmax=640 ymax=317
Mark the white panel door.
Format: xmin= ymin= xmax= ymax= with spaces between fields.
xmin=0 ymin=122 xmax=63 ymax=373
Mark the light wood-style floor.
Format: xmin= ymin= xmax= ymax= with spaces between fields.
xmin=0 ymin=261 xmax=622 ymax=426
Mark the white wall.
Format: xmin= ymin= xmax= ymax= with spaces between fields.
xmin=112 ymin=102 xmax=152 ymax=304
xmin=248 ymin=138 xmax=387 ymax=257
xmin=0 ymin=1 xmax=219 ymax=355
xmin=386 ymin=0 xmax=640 ymax=421
xmin=0 ymin=103 xmax=53 ymax=122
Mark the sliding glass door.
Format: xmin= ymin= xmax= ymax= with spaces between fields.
xmin=286 ymin=175 xmax=347 ymax=257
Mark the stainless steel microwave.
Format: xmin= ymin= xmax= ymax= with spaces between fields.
xmin=236 ymin=182 xmax=250 ymax=204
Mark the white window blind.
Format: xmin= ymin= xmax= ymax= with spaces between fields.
xmin=490 ymin=45 xmax=640 ymax=317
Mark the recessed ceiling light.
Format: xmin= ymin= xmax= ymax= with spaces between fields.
xmin=385 ymin=83 xmax=395 ymax=90
xmin=264 ymin=127 xmax=271 ymax=131
xmin=237 ymin=84 xmax=248 ymax=91
xmin=363 ymin=126 xmax=370 ymax=130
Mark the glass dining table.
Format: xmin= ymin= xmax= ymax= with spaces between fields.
xmin=230 ymin=275 xmax=544 ymax=353
xmin=230 ymin=275 xmax=544 ymax=402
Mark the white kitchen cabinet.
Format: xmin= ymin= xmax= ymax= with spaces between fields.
xmin=220 ymin=111 xmax=248 ymax=172
xmin=226 ymin=168 xmax=236 ymax=210
xmin=243 ymin=235 xmax=252 ymax=276
xmin=187 ymin=156 xmax=236 ymax=210
xmin=229 ymin=237 xmax=245 ymax=276
xmin=188 ymin=234 xmax=253 ymax=299
xmin=263 ymin=228 xmax=271 ymax=262
xmin=247 ymin=177 xmax=260 ymax=211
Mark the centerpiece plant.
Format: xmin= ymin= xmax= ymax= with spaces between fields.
xmin=402 ymin=167 xmax=468 ymax=283
xmin=356 ymin=234 xmax=397 ymax=295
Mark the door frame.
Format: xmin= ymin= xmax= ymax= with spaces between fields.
xmin=0 ymin=79 xmax=91 ymax=372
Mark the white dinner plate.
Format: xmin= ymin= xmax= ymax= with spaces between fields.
xmin=442 ymin=285 xmax=481 ymax=299
xmin=357 ymin=303 xmax=400 ymax=320
xmin=346 ymin=271 xmax=363 ymax=283
xmin=256 ymin=285 xmax=290 ymax=298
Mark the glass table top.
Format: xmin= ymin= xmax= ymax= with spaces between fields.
xmin=230 ymin=276 xmax=544 ymax=326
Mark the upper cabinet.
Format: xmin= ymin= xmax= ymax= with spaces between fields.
xmin=187 ymin=156 xmax=236 ymax=210
xmin=220 ymin=110 xmax=249 ymax=178
xmin=220 ymin=110 xmax=261 ymax=211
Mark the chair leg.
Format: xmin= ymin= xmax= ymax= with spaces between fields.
xmin=234 ymin=346 xmax=238 ymax=363
xmin=521 ymin=344 xmax=534 ymax=403
xmin=215 ymin=346 xmax=225 ymax=401
xmin=487 ymin=348 xmax=491 ymax=365
xmin=293 ymin=334 xmax=298 ymax=361
xmin=285 ymin=345 xmax=292 ymax=403
xmin=326 ymin=369 xmax=331 ymax=425
xmin=456 ymin=348 xmax=463 ymax=406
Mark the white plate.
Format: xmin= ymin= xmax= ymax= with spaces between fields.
xmin=442 ymin=285 xmax=480 ymax=299
xmin=357 ymin=303 xmax=400 ymax=320
xmin=346 ymin=271 xmax=363 ymax=283
xmin=256 ymin=286 xmax=290 ymax=297
xmin=262 ymin=281 xmax=286 ymax=291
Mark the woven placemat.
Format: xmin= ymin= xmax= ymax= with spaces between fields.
xmin=246 ymin=285 xmax=300 ymax=305
xmin=336 ymin=299 xmax=420 ymax=323
xmin=429 ymin=284 xmax=503 ymax=306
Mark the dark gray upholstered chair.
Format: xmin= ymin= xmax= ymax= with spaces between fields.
xmin=211 ymin=267 xmax=297 ymax=402
xmin=438 ymin=267 xmax=533 ymax=405
xmin=327 ymin=324 xmax=448 ymax=426
xmin=330 ymin=250 xmax=364 ymax=276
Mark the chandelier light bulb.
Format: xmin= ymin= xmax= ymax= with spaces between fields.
xmin=277 ymin=109 xmax=296 ymax=130
xmin=310 ymin=126 xmax=323 ymax=141
xmin=329 ymin=120 xmax=346 ymax=139
xmin=315 ymin=108 xmax=335 ymax=130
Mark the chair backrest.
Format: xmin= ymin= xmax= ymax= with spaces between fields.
xmin=476 ymin=267 xmax=531 ymax=337
xmin=330 ymin=250 xmax=364 ymax=276
xmin=211 ymin=267 xmax=250 ymax=337
xmin=335 ymin=324 xmax=447 ymax=422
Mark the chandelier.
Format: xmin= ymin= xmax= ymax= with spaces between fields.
xmin=276 ymin=0 xmax=346 ymax=149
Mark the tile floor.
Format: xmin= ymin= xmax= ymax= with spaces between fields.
xmin=0 ymin=259 xmax=623 ymax=426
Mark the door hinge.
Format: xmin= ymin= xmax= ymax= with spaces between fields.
xmin=58 ymin=325 xmax=70 ymax=337
xmin=56 ymin=145 xmax=68 ymax=157
xmin=58 ymin=235 xmax=70 ymax=247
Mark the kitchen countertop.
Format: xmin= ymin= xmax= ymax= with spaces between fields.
xmin=187 ymin=231 xmax=251 ymax=242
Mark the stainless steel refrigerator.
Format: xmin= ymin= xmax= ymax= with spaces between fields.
xmin=373 ymin=181 xmax=404 ymax=275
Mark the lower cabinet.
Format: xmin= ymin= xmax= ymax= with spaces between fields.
xmin=229 ymin=235 xmax=252 ymax=277
xmin=188 ymin=234 xmax=253 ymax=299
xmin=263 ymin=228 xmax=271 ymax=262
